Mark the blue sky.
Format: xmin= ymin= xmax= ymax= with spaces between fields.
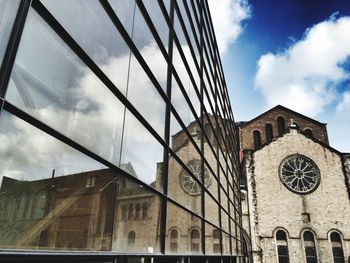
xmin=209 ymin=0 xmax=350 ymax=152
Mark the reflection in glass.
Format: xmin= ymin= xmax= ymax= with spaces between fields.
xmin=205 ymin=223 xmax=221 ymax=255
xmin=121 ymin=110 xmax=163 ymax=189
xmin=6 ymin=9 xmax=125 ymax=167
xmin=205 ymin=193 xmax=219 ymax=227
xmin=0 ymin=0 xmax=20 ymax=67
xmin=166 ymin=202 xmax=202 ymax=254
xmin=0 ymin=110 xmax=161 ymax=252
xmin=167 ymin=154 xmax=201 ymax=215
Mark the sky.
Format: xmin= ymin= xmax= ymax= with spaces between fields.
xmin=208 ymin=0 xmax=350 ymax=152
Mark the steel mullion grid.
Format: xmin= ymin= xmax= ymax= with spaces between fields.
xmin=135 ymin=0 xmax=223 ymax=209
xmin=231 ymin=161 xmax=239 ymax=256
xmin=135 ymin=0 xmax=176 ymax=254
xmin=173 ymin=0 xmax=235 ymax=173
xmin=0 ymin=0 xmax=31 ymax=99
xmin=173 ymin=0 xmax=201 ymax=79
xmin=171 ymin=1 xmax=230 ymax=184
xmin=201 ymin=1 xmax=217 ymax=68
xmin=3 ymin=99 xmax=232 ymax=248
xmin=198 ymin=0 xmax=205 ymax=254
xmin=31 ymin=0 xmax=214 ymax=233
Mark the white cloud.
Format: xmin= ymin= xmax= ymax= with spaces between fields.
xmin=208 ymin=0 xmax=250 ymax=54
xmin=336 ymin=90 xmax=350 ymax=114
xmin=255 ymin=16 xmax=350 ymax=117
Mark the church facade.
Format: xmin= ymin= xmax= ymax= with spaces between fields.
xmin=239 ymin=105 xmax=350 ymax=263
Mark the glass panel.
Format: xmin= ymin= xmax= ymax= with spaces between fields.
xmin=222 ymin=232 xmax=230 ymax=255
xmin=42 ymin=0 xmax=166 ymax=137
xmin=41 ymin=0 xmax=131 ymax=96
xmin=0 ymin=110 xmax=161 ymax=252
xmin=0 ymin=0 xmax=20 ymax=68
xmin=6 ymin=9 xmax=125 ymax=168
xmin=205 ymin=223 xmax=221 ymax=255
xmin=205 ymin=193 xmax=219 ymax=227
xmin=166 ymin=202 xmax=202 ymax=254
xmin=221 ymin=210 xmax=229 ymax=234
xmin=142 ymin=0 xmax=170 ymax=48
xmin=120 ymin=110 xmax=164 ymax=190
xmin=167 ymin=155 xmax=201 ymax=215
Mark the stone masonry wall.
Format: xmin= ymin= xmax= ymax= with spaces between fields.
xmin=247 ymin=130 xmax=350 ymax=263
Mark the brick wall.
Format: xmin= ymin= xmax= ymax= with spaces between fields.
xmin=240 ymin=108 xmax=328 ymax=150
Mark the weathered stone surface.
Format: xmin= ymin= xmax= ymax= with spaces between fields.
xmin=244 ymin=130 xmax=350 ymax=263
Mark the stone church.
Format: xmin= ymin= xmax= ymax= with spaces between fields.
xmin=239 ymin=105 xmax=350 ymax=263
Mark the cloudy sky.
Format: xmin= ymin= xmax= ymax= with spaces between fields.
xmin=209 ymin=0 xmax=350 ymax=152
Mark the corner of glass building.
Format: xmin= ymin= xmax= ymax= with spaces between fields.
xmin=0 ymin=0 xmax=248 ymax=262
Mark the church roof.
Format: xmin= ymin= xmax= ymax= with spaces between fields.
xmin=238 ymin=105 xmax=327 ymax=127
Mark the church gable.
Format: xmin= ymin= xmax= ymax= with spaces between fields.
xmin=239 ymin=105 xmax=329 ymax=150
xmin=248 ymin=130 xmax=350 ymax=239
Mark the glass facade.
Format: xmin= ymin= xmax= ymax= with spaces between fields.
xmin=0 ymin=0 xmax=244 ymax=262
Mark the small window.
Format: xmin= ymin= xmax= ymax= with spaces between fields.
xmin=121 ymin=205 xmax=127 ymax=220
xmin=265 ymin=123 xmax=273 ymax=142
xmin=170 ymin=229 xmax=179 ymax=239
xmin=142 ymin=203 xmax=148 ymax=219
xmin=128 ymin=231 xmax=136 ymax=246
xmin=276 ymin=230 xmax=289 ymax=263
xmin=277 ymin=117 xmax=286 ymax=136
xmin=303 ymin=231 xmax=317 ymax=263
xmin=170 ymin=229 xmax=179 ymax=252
xmin=304 ymin=129 xmax=313 ymax=138
xmin=330 ymin=232 xmax=345 ymax=263
xmin=253 ymin=130 xmax=261 ymax=149
xmin=135 ymin=204 xmax=141 ymax=219
xmin=128 ymin=204 xmax=134 ymax=220
xmin=276 ymin=230 xmax=287 ymax=241
xmin=213 ymin=229 xmax=221 ymax=254
xmin=190 ymin=229 xmax=200 ymax=252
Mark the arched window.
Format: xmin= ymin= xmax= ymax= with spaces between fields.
xmin=276 ymin=230 xmax=289 ymax=263
xmin=330 ymin=232 xmax=345 ymax=263
xmin=266 ymin=123 xmax=273 ymax=142
xmin=304 ymin=129 xmax=313 ymax=138
xmin=190 ymin=229 xmax=200 ymax=252
xmin=277 ymin=117 xmax=286 ymax=136
xmin=303 ymin=231 xmax=317 ymax=263
xmin=142 ymin=203 xmax=148 ymax=219
xmin=213 ymin=229 xmax=221 ymax=254
xmin=135 ymin=204 xmax=141 ymax=219
xmin=128 ymin=231 xmax=136 ymax=246
xmin=128 ymin=204 xmax=134 ymax=220
xmin=170 ymin=229 xmax=179 ymax=252
xmin=121 ymin=205 xmax=127 ymax=220
xmin=253 ymin=130 xmax=261 ymax=149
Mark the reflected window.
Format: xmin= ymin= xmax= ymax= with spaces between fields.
xmin=128 ymin=204 xmax=134 ymax=220
xmin=213 ymin=229 xmax=221 ymax=253
xmin=170 ymin=229 xmax=179 ymax=252
xmin=265 ymin=123 xmax=273 ymax=142
xmin=128 ymin=231 xmax=136 ymax=246
xmin=303 ymin=231 xmax=317 ymax=263
xmin=253 ymin=130 xmax=261 ymax=149
xmin=85 ymin=176 xmax=95 ymax=188
xmin=142 ymin=203 xmax=148 ymax=219
xmin=135 ymin=204 xmax=141 ymax=220
xmin=190 ymin=229 xmax=200 ymax=252
xmin=330 ymin=232 xmax=345 ymax=263
xmin=277 ymin=117 xmax=286 ymax=136
xmin=276 ymin=230 xmax=289 ymax=263
xmin=121 ymin=205 xmax=127 ymax=220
